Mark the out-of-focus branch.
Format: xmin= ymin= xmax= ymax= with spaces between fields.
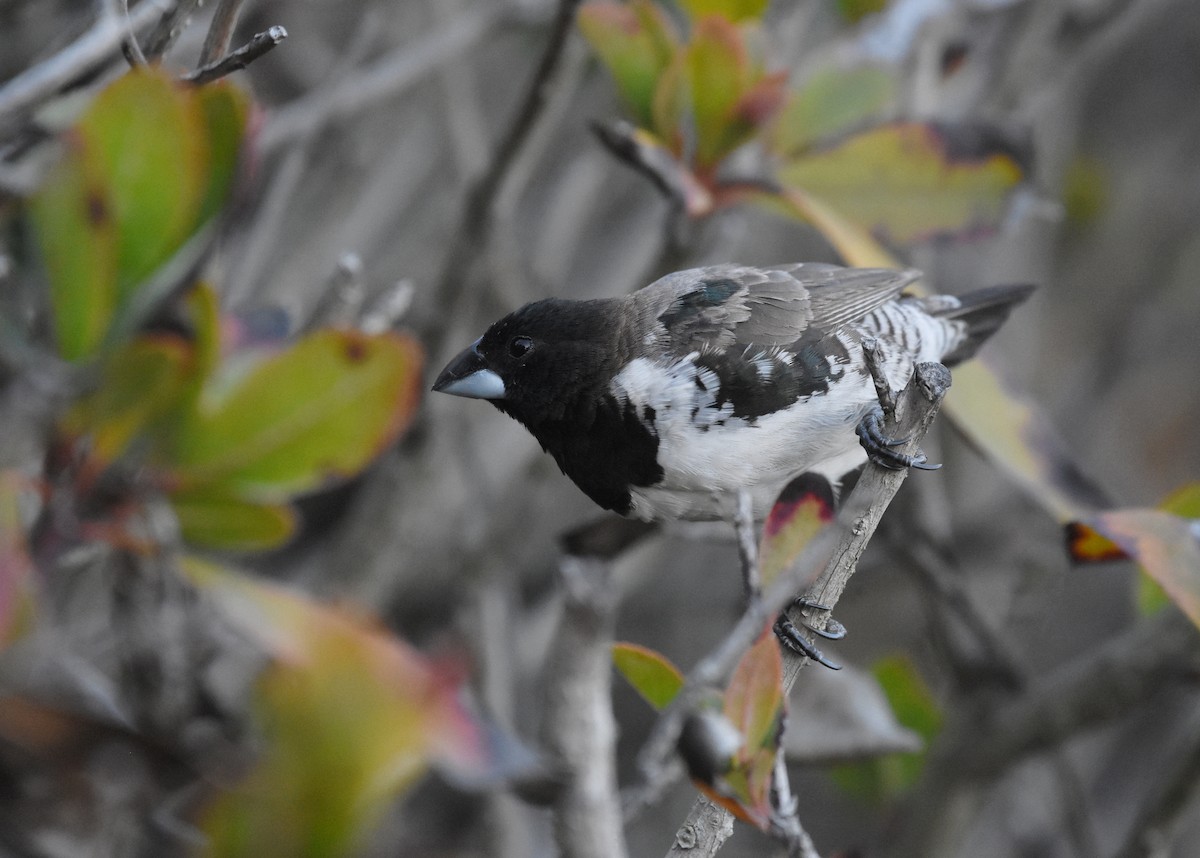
xmin=197 ymin=0 xmax=247 ymax=67
xmin=184 ymin=26 xmax=287 ymax=86
xmin=541 ymin=555 xmax=629 ymax=858
xmin=430 ymin=0 xmax=583 ymax=361
xmin=0 ymin=0 xmax=172 ymax=122
xmin=647 ymin=361 xmax=953 ymax=852
xmin=956 ymin=608 xmax=1200 ymax=779
xmin=259 ymin=5 xmax=500 ymax=155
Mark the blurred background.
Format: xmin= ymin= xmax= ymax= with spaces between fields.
xmin=2 ymin=0 xmax=1199 ymax=856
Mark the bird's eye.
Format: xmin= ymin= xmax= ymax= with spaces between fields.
xmin=508 ymin=336 xmax=534 ymax=359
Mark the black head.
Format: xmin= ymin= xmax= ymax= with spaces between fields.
xmin=432 ymin=297 xmax=624 ymax=427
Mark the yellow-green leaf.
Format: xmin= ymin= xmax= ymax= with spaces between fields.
xmin=679 ymin=0 xmax=770 ymax=24
xmin=613 ymin=642 xmax=684 ymax=709
xmin=686 ymin=15 xmax=749 ymax=170
xmin=164 ymin=330 xmax=423 ymax=500
xmin=771 ymin=65 xmax=895 ymax=156
xmin=61 ymin=335 xmax=195 ymax=470
xmin=778 ymin=121 xmax=1025 ymax=244
xmin=28 ymin=137 xmax=119 ymax=361
xmin=759 ymin=473 xmax=836 ymax=588
xmin=27 ymin=69 xmax=248 ymax=361
xmin=579 ymin=1 xmax=678 ymax=130
xmin=170 ymin=493 xmax=297 ymax=552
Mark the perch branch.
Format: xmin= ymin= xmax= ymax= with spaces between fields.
xmin=644 ymin=361 xmax=952 ymax=850
xmin=197 ymin=0 xmax=247 ymax=67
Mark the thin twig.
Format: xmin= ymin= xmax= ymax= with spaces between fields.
xmin=142 ymin=0 xmax=201 ymax=60
xmin=734 ymin=489 xmax=760 ymax=599
xmin=198 ymin=0 xmax=247 ymax=67
xmin=101 ymin=0 xmax=148 ymax=67
xmin=184 ymin=26 xmax=288 ymax=86
xmin=0 ymin=0 xmax=172 ymax=122
xmin=430 ymin=0 xmax=584 ymax=361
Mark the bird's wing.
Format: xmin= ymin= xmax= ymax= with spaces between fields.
xmin=636 ymin=263 xmax=920 ymax=355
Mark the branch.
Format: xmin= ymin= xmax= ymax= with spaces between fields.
xmin=0 ymin=0 xmax=172 ymax=123
xmin=197 ymin=0 xmax=247 ymax=67
xmin=541 ymin=556 xmax=629 ymax=858
xmin=638 ymin=361 xmax=952 ymax=847
xmin=430 ymin=0 xmax=584 ymax=361
xmin=184 ymin=26 xmax=287 ymax=86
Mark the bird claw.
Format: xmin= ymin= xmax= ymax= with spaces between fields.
xmin=855 ymin=405 xmax=942 ymax=471
xmin=773 ymin=597 xmax=846 ymax=669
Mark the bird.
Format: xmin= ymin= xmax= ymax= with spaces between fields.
xmin=433 ymin=263 xmax=1032 ymax=524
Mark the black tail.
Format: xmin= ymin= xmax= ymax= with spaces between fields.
xmin=934 ymin=283 xmax=1035 ymax=366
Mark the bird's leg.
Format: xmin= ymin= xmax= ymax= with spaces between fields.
xmin=774 ymin=597 xmax=845 ymax=670
xmin=732 ymin=489 xmax=761 ymax=602
xmin=857 ymin=338 xmax=941 ymax=471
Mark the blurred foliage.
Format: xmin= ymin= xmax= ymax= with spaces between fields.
xmin=830 ymin=655 xmax=941 ymax=804
xmin=186 ymin=559 xmax=486 ymax=858
xmin=5 ymin=63 xmax=468 ymax=858
xmin=613 ymin=641 xmax=685 ymax=708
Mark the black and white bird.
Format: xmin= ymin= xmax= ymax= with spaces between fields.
xmin=433 ymin=263 xmax=1032 ymax=522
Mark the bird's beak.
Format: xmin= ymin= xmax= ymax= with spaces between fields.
xmin=432 ymin=340 xmax=506 ymax=400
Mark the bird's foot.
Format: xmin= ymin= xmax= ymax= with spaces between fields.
xmin=855 ymin=404 xmax=941 ymax=471
xmin=773 ymin=597 xmax=845 ymax=670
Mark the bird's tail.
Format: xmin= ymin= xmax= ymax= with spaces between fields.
xmin=931 ymin=283 xmax=1036 ymax=366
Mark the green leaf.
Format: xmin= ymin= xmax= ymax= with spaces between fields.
xmin=186 ymin=558 xmax=485 ymax=858
xmin=164 ymin=330 xmax=423 ymax=500
xmin=771 ymin=65 xmax=895 ymax=156
xmin=194 ymin=82 xmax=251 ymax=227
xmin=170 ymin=493 xmax=297 ymax=552
xmin=61 ymin=335 xmax=195 ymax=470
xmin=579 ymin=1 xmax=678 ymax=130
xmin=759 ymin=473 xmax=836 ymax=588
xmin=778 ymin=121 xmax=1025 ymax=245
xmin=835 ymin=0 xmax=888 ymax=23
xmin=679 ymin=0 xmax=770 ymax=24
xmin=686 ymin=15 xmax=750 ymax=170
xmin=82 ymin=70 xmax=209 ymax=301
xmin=831 ymin=655 xmax=940 ymax=804
xmin=27 ymin=68 xmax=248 ymax=361
xmin=28 ymin=138 xmax=119 ymax=361
xmin=613 ymin=642 xmax=684 ymax=709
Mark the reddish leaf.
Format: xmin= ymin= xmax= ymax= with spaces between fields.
xmin=612 ymin=642 xmax=684 ymax=710
xmin=686 ymin=15 xmax=750 ymax=170
xmin=759 ymin=473 xmax=836 ymax=588
xmin=1070 ymin=509 xmax=1200 ymax=630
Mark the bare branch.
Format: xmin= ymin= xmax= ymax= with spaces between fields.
xmin=0 ymin=0 xmax=172 ymax=122
xmin=198 ymin=0 xmax=247 ymax=67
xmin=541 ymin=556 xmax=629 ymax=858
xmin=183 ymin=26 xmax=288 ymax=86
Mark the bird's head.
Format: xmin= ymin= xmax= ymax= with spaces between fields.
xmin=432 ymin=297 xmax=622 ymax=426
